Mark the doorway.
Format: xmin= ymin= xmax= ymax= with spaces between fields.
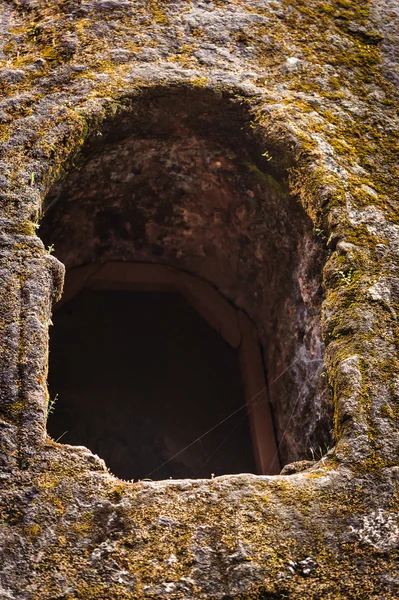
xmin=47 ymin=288 xmax=257 ymax=480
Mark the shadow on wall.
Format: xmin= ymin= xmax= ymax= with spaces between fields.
xmin=40 ymin=85 xmax=332 ymax=471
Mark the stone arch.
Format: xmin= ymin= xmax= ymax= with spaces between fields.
xmin=37 ymin=84 xmax=330 ymax=470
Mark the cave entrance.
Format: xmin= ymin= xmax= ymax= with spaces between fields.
xmin=40 ymin=85 xmax=330 ymax=474
xmin=47 ymin=262 xmax=278 ymax=479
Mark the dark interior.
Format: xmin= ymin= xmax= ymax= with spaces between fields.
xmin=41 ymin=87 xmax=331 ymax=468
xmin=47 ymin=289 xmax=256 ymax=480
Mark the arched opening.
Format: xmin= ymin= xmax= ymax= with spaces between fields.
xmin=47 ymin=262 xmax=278 ymax=479
xmin=48 ymin=288 xmax=256 ymax=480
xmin=40 ymin=86 xmax=331 ymax=476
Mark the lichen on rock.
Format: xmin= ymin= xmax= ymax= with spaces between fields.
xmin=0 ymin=0 xmax=398 ymax=598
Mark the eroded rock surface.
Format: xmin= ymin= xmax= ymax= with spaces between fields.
xmin=0 ymin=443 xmax=398 ymax=599
xmin=0 ymin=0 xmax=398 ymax=598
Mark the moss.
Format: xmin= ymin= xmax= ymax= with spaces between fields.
xmin=0 ymin=460 xmax=397 ymax=598
xmin=244 ymin=162 xmax=287 ymax=192
xmin=246 ymin=0 xmax=399 ymax=231
xmin=149 ymin=0 xmax=169 ymax=25
xmin=0 ymin=4 xmax=397 ymax=596
xmin=24 ymin=523 xmax=42 ymax=539
xmin=188 ymin=76 xmax=210 ymax=87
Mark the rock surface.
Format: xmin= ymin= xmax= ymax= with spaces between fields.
xmin=0 ymin=0 xmax=398 ymax=597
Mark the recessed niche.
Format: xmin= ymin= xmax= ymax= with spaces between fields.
xmin=40 ymin=86 xmax=331 ymax=472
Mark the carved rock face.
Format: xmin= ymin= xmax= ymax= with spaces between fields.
xmin=0 ymin=0 xmax=398 ymax=597
xmin=40 ymin=90 xmax=329 ymax=466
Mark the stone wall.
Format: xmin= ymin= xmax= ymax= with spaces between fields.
xmin=0 ymin=0 xmax=398 ymax=598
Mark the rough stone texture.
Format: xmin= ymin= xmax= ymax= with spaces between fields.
xmin=0 ymin=0 xmax=398 ymax=598
xmin=39 ymin=90 xmax=329 ymax=465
